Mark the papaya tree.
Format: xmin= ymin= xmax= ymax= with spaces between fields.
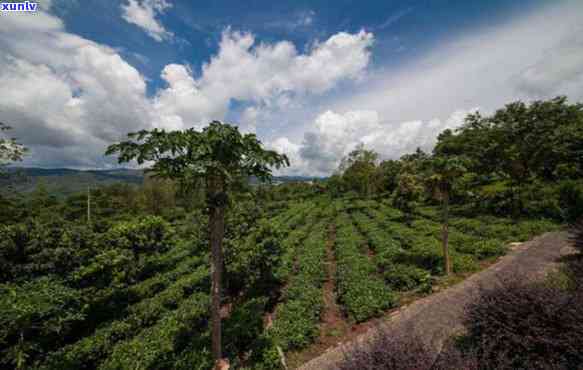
xmin=106 ymin=121 xmax=289 ymax=367
xmin=427 ymin=156 xmax=467 ymax=275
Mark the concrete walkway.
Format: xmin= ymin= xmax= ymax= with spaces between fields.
xmin=299 ymin=231 xmax=576 ymax=370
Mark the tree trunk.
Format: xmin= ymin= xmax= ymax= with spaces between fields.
xmin=87 ymin=186 xmax=91 ymax=225
xmin=442 ymin=185 xmax=451 ymax=275
xmin=208 ymin=175 xmax=226 ymax=368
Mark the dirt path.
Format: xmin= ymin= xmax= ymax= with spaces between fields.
xmin=287 ymin=225 xmax=352 ymax=368
xmin=320 ymin=225 xmax=350 ymax=340
xmin=298 ymin=230 xmax=577 ymax=370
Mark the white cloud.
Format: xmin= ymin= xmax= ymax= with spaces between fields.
xmin=200 ymin=29 xmax=372 ymax=99
xmin=0 ymin=9 xmax=157 ymax=167
xmin=327 ymin=0 xmax=583 ymax=124
xmin=121 ymin=0 xmax=173 ymax=42
xmin=272 ymin=108 xmax=474 ymax=176
xmin=151 ymin=29 xmax=373 ymax=129
xmin=2 ymin=0 xmax=582 ymax=175
xmin=268 ymin=0 xmax=583 ymax=175
xmin=0 ymin=7 xmax=373 ymax=169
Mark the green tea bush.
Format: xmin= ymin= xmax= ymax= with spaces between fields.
xmin=383 ymin=264 xmax=431 ymax=291
xmin=397 ymin=237 xmax=442 ymax=273
xmin=244 ymin=332 xmax=282 ymax=370
xmin=0 ymin=221 xmax=97 ymax=282
xmin=512 ymin=220 xmax=561 ymax=241
xmin=43 ymin=266 xmax=208 ymax=369
xmin=335 ymin=213 xmax=395 ymax=322
xmin=446 ymin=232 xmax=481 ymax=253
xmin=225 ymin=219 xmax=285 ymax=296
xmin=0 ymin=278 xmax=86 ymax=369
xmin=100 ymin=292 xmax=209 ymax=370
xmin=472 ymin=240 xmax=507 ymax=259
xmin=351 ymin=211 xmax=402 ymax=269
xmin=223 ymin=298 xmax=269 ymax=360
xmin=105 ymin=216 xmax=174 ymax=256
xmin=272 ymin=219 xmax=327 ymax=351
xmin=272 ymin=295 xmax=321 ymax=350
xmin=452 ymin=254 xmax=479 ymax=273
xmin=448 ymin=233 xmax=506 ymax=260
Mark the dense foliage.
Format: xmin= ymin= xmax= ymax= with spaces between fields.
xmin=0 ymin=97 xmax=581 ymax=369
xmin=329 ymin=97 xmax=583 ymax=223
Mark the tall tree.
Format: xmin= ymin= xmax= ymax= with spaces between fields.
xmin=338 ymin=144 xmax=379 ymax=196
xmin=106 ymin=121 xmax=289 ymax=368
xmin=378 ymin=159 xmax=402 ymax=194
xmin=393 ymin=161 xmax=423 ymax=227
xmin=434 ymin=97 xmax=583 ymax=217
xmin=427 ymin=156 xmax=467 ymax=275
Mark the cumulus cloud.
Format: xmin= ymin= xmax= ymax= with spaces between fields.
xmin=121 ymin=0 xmax=173 ymax=42
xmin=0 ymin=7 xmax=373 ymax=169
xmin=2 ymin=0 xmax=581 ymax=175
xmin=271 ymin=108 xmax=474 ymax=176
xmin=151 ymin=29 xmax=373 ymax=129
xmin=201 ymin=29 xmax=372 ymax=99
xmin=0 ymin=9 xmax=156 ymax=168
xmin=267 ymin=0 xmax=583 ymax=176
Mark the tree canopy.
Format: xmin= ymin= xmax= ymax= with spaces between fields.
xmin=106 ymin=121 xmax=289 ymax=189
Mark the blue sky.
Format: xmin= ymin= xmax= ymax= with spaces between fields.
xmin=1 ymin=0 xmax=582 ymax=175
xmin=58 ymin=0 xmax=544 ymax=94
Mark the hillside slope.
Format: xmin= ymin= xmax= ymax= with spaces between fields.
xmin=299 ymin=230 xmax=576 ymax=370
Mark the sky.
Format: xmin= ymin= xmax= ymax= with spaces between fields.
xmin=1 ymin=0 xmax=582 ymax=176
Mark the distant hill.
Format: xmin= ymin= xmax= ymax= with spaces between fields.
xmin=1 ymin=167 xmax=145 ymax=196
xmin=1 ymin=167 xmax=322 ymax=196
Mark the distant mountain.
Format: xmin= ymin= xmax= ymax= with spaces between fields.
xmin=1 ymin=167 xmax=145 ymax=196
xmin=1 ymin=167 xmax=323 ymax=196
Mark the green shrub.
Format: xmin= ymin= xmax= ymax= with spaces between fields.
xmin=446 ymin=232 xmax=481 ymax=253
xmin=383 ymin=264 xmax=431 ymax=291
xmin=223 ymin=298 xmax=269 ymax=360
xmin=243 ymin=332 xmax=283 ymax=370
xmin=99 ymin=293 xmax=209 ymax=370
xmin=43 ymin=266 xmax=208 ymax=370
xmin=105 ymin=216 xmax=174 ymax=256
xmin=0 ymin=278 xmax=86 ymax=369
xmin=449 ymin=232 xmax=506 ymax=260
xmin=398 ymin=237 xmax=442 ymax=273
xmin=559 ymin=180 xmax=583 ymax=222
xmin=271 ymin=218 xmax=327 ymax=351
xmin=513 ymin=220 xmax=560 ymax=241
xmin=272 ymin=298 xmax=321 ymax=350
xmin=452 ymin=254 xmax=479 ymax=273
xmin=473 ymin=240 xmax=507 ymax=259
xmin=335 ymin=213 xmax=395 ymax=322
xmin=225 ymin=219 xmax=284 ymax=296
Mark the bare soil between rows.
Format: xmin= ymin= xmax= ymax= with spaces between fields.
xmin=296 ymin=230 xmax=577 ymax=370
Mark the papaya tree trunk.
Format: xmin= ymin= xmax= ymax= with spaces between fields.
xmin=442 ymin=184 xmax=451 ymax=275
xmin=208 ymin=175 xmax=226 ymax=367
